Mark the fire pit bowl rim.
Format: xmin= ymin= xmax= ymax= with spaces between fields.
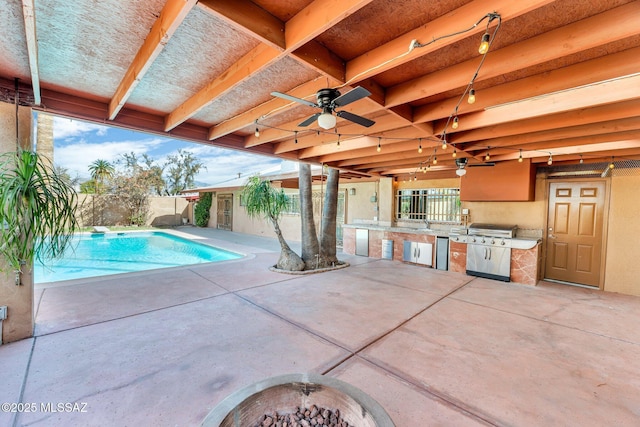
xmin=200 ymin=373 xmax=395 ymax=427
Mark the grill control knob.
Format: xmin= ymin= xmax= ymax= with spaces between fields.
xmin=491 ymin=239 xmax=495 ymax=244
xmin=501 ymin=240 xmax=505 ymax=246
xmin=472 ymin=238 xmax=476 ymax=243
xmin=481 ymin=238 xmax=485 ymax=244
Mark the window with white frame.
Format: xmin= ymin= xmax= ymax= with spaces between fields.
xmin=396 ymin=188 xmax=461 ymax=223
xmin=282 ymin=194 xmax=300 ymax=214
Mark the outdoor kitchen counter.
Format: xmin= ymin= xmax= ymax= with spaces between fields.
xmin=343 ymin=225 xmax=542 ymax=286
xmin=342 ymin=224 xmax=444 ymax=263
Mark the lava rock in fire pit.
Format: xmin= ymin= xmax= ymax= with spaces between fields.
xmin=201 ymin=373 xmax=395 ymax=427
xmin=253 ymin=405 xmax=351 ymax=427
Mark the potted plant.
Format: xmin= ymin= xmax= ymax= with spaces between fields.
xmin=0 ymin=150 xmax=79 ymax=285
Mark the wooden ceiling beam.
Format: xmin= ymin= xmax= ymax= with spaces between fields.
xmin=344 ymin=0 xmax=553 ymax=83
xmin=462 ymin=117 xmax=640 ymax=152
xmin=21 ymin=0 xmax=41 ymax=105
xmin=414 ymin=47 xmax=640 ymax=125
xmin=291 ymin=40 xmax=346 ymax=82
xmin=386 ymin=2 xmax=640 ymax=108
xmin=254 ymin=103 xmax=386 ymax=151
xmin=164 ymin=43 xmax=280 ymax=131
xmin=437 ymin=74 xmax=640 ymax=136
xmin=490 ymin=140 xmax=640 ymax=163
xmin=181 ymin=0 xmax=374 ymax=136
xmin=109 ymin=0 xmax=197 ymax=120
xmin=493 ymin=131 xmax=640 ymax=156
xmin=211 ymin=78 xmax=329 ymax=143
xmin=198 ymin=0 xmax=285 ymax=50
xmin=452 ymin=100 xmax=640 ymax=145
xmin=335 ymin=148 xmax=439 ymax=168
xmin=292 ymin=115 xmax=411 ymax=157
xmin=320 ymin=130 xmax=437 ymax=163
xmin=285 ymin=0 xmax=374 ymax=49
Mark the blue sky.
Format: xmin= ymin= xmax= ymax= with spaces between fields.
xmin=51 ymin=116 xmax=282 ymax=187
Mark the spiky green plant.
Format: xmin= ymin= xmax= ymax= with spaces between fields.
xmin=241 ymin=175 xmax=304 ymax=271
xmin=0 ymin=150 xmax=79 ymax=281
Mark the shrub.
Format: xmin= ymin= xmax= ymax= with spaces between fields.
xmin=194 ymin=192 xmax=212 ymax=227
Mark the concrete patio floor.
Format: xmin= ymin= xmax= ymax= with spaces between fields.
xmin=2 ymin=227 xmax=640 ymax=426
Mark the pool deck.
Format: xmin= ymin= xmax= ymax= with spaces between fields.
xmin=2 ymin=227 xmax=640 ymax=426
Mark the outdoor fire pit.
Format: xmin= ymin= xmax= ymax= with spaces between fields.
xmin=201 ymin=373 xmax=395 ymax=427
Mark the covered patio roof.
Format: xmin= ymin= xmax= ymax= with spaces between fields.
xmin=1 ymin=0 xmax=639 ymax=179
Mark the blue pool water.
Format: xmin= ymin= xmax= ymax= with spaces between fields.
xmin=35 ymin=231 xmax=242 ymax=283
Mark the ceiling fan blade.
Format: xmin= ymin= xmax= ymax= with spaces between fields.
xmin=271 ymin=91 xmax=317 ymax=108
xmin=332 ymin=86 xmax=371 ymax=107
xmin=298 ymin=112 xmax=321 ymax=127
xmin=336 ymin=110 xmax=375 ymax=127
xmin=468 ymin=162 xmax=496 ymax=167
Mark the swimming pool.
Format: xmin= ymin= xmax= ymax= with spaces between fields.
xmin=35 ymin=231 xmax=242 ymax=283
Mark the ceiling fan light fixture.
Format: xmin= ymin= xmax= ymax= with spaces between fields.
xmin=317 ymin=111 xmax=336 ymax=129
xmin=456 ymin=168 xmax=467 ymax=176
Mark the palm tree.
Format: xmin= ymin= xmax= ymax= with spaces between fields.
xmin=88 ymin=159 xmax=114 ymax=194
xmin=299 ymin=163 xmax=320 ymax=269
xmin=241 ymin=175 xmax=304 ymax=271
xmin=319 ymin=167 xmax=340 ymax=265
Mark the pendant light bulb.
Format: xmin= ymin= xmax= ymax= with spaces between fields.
xmin=478 ymin=33 xmax=490 ymax=55
xmin=609 ymin=157 xmax=615 ymax=169
xmin=452 ymin=116 xmax=459 ymax=129
xmin=377 ymin=138 xmax=381 ymax=152
xmin=254 ymin=127 xmax=260 ymax=138
xmin=518 ymin=149 xmax=523 ymax=163
xmin=485 ymin=152 xmax=490 ymax=161
xmin=579 ymin=155 xmax=584 ymax=164
xmin=452 ymin=149 xmax=457 ymax=158
xmin=547 ymin=155 xmax=553 ymax=165
xmin=468 ymin=89 xmax=476 ymax=104
xmin=433 ymin=156 xmax=437 ymax=165
xmin=418 ymin=144 xmax=422 ymax=154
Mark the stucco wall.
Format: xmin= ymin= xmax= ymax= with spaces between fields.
xmin=77 ymin=195 xmax=190 ymax=227
xmin=459 ymin=176 xmax=547 ymax=230
xmin=341 ymin=182 xmax=378 ymax=223
xmin=0 ymin=103 xmax=34 ymax=343
xmin=603 ymin=174 xmax=640 ymax=296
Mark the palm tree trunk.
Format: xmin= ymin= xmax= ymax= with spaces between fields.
xmin=299 ymin=163 xmax=320 ymax=268
xmin=270 ymin=215 xmax=305 ymax=271
xmin=319 ymin=167 xmax=339 ymax=264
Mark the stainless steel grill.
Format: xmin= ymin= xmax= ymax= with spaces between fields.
xmin=466 ymin=223 xmax=517 ymax=282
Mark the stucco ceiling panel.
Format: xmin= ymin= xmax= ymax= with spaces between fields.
xmin=373 ymin=0 xmax=635 ymax=88
xmin=35 ymin=0 xmax=165 ymax=100
xmin=127 ymin=6 xmax=261 ymax=114
xmin=317 ymin=0 xmax=472 ymax=61
xmin=0 ymin=0 xmax=33 ymax=80
xmin=192 ymin=56 xmax=318 ymax=124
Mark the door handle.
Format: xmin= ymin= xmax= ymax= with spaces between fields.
xmin=487 ymin=248 xmax=491 ymax=260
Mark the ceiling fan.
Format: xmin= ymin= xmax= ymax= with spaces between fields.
xmin=270 ymin=87 xmax=376 ymax=129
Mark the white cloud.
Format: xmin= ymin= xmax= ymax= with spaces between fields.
xmin=53 ymin=117 xmax=109 ymax=139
